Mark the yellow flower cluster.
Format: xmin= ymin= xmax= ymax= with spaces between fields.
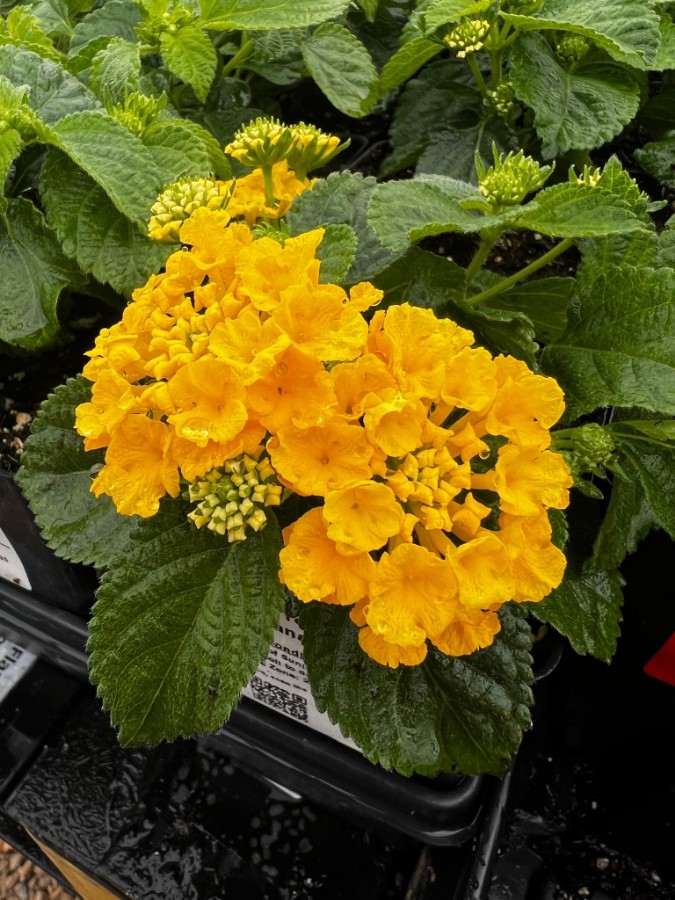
xmin=77 ymin=188 xmax=572 ymax=669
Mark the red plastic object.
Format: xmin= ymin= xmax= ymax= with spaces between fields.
xmin=644 ymin=633 xmax=675 ymax=687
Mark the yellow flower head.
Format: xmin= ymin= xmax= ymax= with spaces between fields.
xmin=225 ymin=117 xmax=296 ymax=168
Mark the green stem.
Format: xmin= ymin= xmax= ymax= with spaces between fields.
xmin=467 ymin=54 xmax=488 ymax=95
xmin=466 ymin=237 xmax=574 ymax=307
xmin=464 ymin=228 xmax=500 ymax=292
xmin=261 ymin=164 xmax=276 ymax=208
xmin=222 ymin=37 xmax=254 ymax=76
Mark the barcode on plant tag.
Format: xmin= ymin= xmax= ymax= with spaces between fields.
xmin=0 ymin=631 xmax=36 ymax=702
xmin=0 ymin=527 xmax=32 ymax=591
xmin=241 ymin=613 xmax=359 ymax=751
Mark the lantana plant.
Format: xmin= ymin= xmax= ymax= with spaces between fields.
xmin=17 ymin=118 xmax=675 ymax=777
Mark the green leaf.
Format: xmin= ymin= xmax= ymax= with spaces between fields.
xmin=15 ymin=376 xmax=136 ymax=566
xmin=300 ymin=603 xmax=533 ymax=777
xmin=0 ymin=198 xmax=82 ymax=349
xmin=542 ymin=266 xmax=675 ymax=419
xmin=199 ymin=0 xmax=351 ymax=30
xmin=286 ymin=171 xmax=403 ymax=283
xmin=160 ymin=25 xmax=217 ymax=102
xmin=379 ymin=36 xmax=442 ymax=93
xmin=89 ymin=37 xmax=141 ymax=101
xmin=0 ymin=44 xmax=99 ymax=123
xmin=613 ymin=432 xmax=675 ymax=540
xmin=416 ymin=116 xmax=518 ymax=183
xmin=89 ymin=501 xmax=285 ymax=746
xmin=591 ymin=472 xmax=657 ymax=570
xmin=69 ymin=0 xmax=140 ymax=50
xmin=356 ymin=0 xmax=379 ymax=22
xmin=454 ymin=302 xmax=539 ymax=365
xmin=652 ymin=15 xmax=675 ymax=70
xmin=485 ymin=277 xmax=573 ymax=343
xmin=40 ymin=149 xmax=170 ymax=295
xmin=0 ymin=126 xmax=23 ymax=210
xmin=502 ymin=0 xmax=660 ymax=69
xmin=143 ymin=119 xmax=231 ymax=183
xmin=380 ymin=61 xmax=480 ymax=176
xmin=634 ymin=134 xmax=675 ymax=189
xmin=422 ymin=0 xmax=492 ymax=31
xmin=373 ymin=246 xmax=466 ymax=312
xmin=301 ymin=23 xmax=379 ymax=118
xmin=2 ymin=6 xmax=62 ymax=61
xmin=50 ymin=110 xmax=161 ymax=225
xmin=529 ymin=567 xmax=623 ymax=662
xmin=25 ymin=0 xmax=74 ymax=41
xmin=578 ymin=232 xmax=658 ymax=276
xmin=316 ymin=224 xmax=358 ymax=284
xmin=510 ymin=34 xmax=642 ymax=157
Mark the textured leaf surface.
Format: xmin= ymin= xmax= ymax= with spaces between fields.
xmin=15 ymin=377 xmax=136 ymax=566
xmin=160 ymin=25 xmax=217 ymax=102
xmin=51 ymin=110 xmax=161 ymax=224
xmin=143 ymin=119 xmax=232 ymax=182
xmin=485 ymin=277 xmax=572 ymax=343
xmin=0 ymin=127 xmax=23 ymax=209
xmin=41 ymin=150 xmax=170 ymax=295
xmin=510 ymin=34 xmax=641 ymax=157
xmin=89 ymin=502 xmax=285 ymax=746
xmin=89 ymin=37 xmax=141 ymax=101
xmin=199 ymin=0 xmax=351 ymax=30
xmin=422 ymin=0 xmax=492 ymax=30
xmin=69 ymin=0 xmax=140 ymax=50
xmin=301 ymin=24 xmax=379 ymax=118
xmin=287 ymin=171 xmax=402 ymax=283
xmin=379 ymin=36 xmax=442 ymax=92
xmin=316 ymin=224 xmax=358 ymax=284
xmin=542 ymin=266 xmax=675 ymax=419
xmin=613 ymin=433 xmax=675 ymax=540
xmin=530 ymin=568 xmax=623 ymax=662
xmin=591 ymin=471 xmax=657 ymax=571
xmin=634 ymin=136 xmax=675 ymax=189
xmin=416 ymin=117 xmax=517 ymax=183
xmin=502 ymin=0 xmax=660 ymax=68
xmin=300 ymin=604 xmax=533 ymax=777
xmin=0 ymin=198 xmax=81 ymax=349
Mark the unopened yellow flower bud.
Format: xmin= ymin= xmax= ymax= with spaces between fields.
xmin=148 ymin=177 xmax=233 ymax=242
xmin=285 ymin=122 xmax=348 ymax=179
xmin=444 ymin=19 xmax=490 ymax=58
xmin=476 ymin=147 xmax=552 ymax=208
xmin=225 ymin=117 xmax=295 ymax=169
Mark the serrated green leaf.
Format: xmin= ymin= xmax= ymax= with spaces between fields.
xmin=652 ymin=15 xmax=675 ymax=70
xmin=483 ymin=277 xmax=573 ymax=343
xmin=510 ymin=34 xmax=642 ymax=157
xmin=454 ymin=302 xmax=539 ymax=365
xmin=160 ymin=25 xmax=217 ymax=102
xmin=542 ymin=266 xmax=675 ymax=419
xmin=286 ymin=171 xmax=403 ymax=283
xmin=143 ymin=119 xmax=231 ymax=183
xmin=529 ymin=567 xmax=623 ymax=661
xmin=199 ymin=0 xmax=351 ymax=30
xmin=502 ymin=0 xmax=660 ymax=69
xmin=380 ymin=61 xmax=480 ymax=176
xmin=578 ymin=232 xmax=658 ymax=276
xmin=300 ymin=603 xmax=533 ymax=777
xmin=25 ymin=0 xmax=73 ymax=41
xmin=301 ymin=23 xmax=378 ymax=118
xmin=40 ymin=148 xmax=169 ymax=295
xmin=612 ymin=432 xmax=675 ymax=539
xmin=634 ymin=134 xmax=675 ymax=189
xmin=0 ymin=44 xmax=99 ymax=123
xmin=50 ymin=110 xmax=161 ymax=224
xmin=373 ymin=246 xmax=466 ymax=311
xmin=416 ymin=116 xmax=518 ymax=183
xmin=591 ymin=471 xmax=657 ymax=571
xmin=316 ymin=224 xmax=358 ymax=284
xmin=90 ymin=37 xmax=141 ymax=101
xmin=2 ymin=6 xmax=62 ymax=61
xmin=0 ymin=197 xmax=82 ymax=349
xmin=69 ymin=0 xmax=140 ymax=50
xmin=379 ymin=36 xmax=442 ymax=93
xmin=422 ymin=0 xmax=492 ymax=31
xmin=0 ymin=126 xmax=23 ymax=210
xmin=89 ymin=501 xmax=285 ymax=745
xmin=15 ymin=376 xmax=137 ymax=566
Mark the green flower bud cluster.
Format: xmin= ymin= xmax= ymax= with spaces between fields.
xmin=444 ymin=19 xmax=490 ymax=58
xmin=572 ymin=164 xmax=602 ymax=187
xmin=225 ymin=117 xmax=347 ymax=178
xmin=187 ymin=454 xmax=284 ymax=542
xmin=487 ymin=82 xmax=517 ymax=118
xmin=555 ymin=33 xmax=591 ymax=63
xmin=562 ymin=423 xmax=615 ymax=470
xmin=0 ymin=78 xmax=41 ymax=141
xmin=148 ymin=177 xmax=232 ymax=242
xmin=136 ymin=0 xmax=197 ymax=47
xmin=477 ymin=148 xmax=552 ymax=208
xmin=107 ymin=92 xmax=167 ymax=138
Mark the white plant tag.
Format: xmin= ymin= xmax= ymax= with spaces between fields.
xmin=242 ymin=613 xmax=359 ymax=752
xmin=0 ymin=632 xmax=36 ymax=702
xmin=0 ymin=527 xmax=32 ymax=591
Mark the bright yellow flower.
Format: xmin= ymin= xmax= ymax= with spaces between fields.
xmin=447 ymin=532 xmax=515 ymax=609
xmin=227 ymin=161 xmax=312 ymax=225
xmin=91 ymin=415 xmax=179 ymax=517
xmin=167 ymin=359 xmax=248 ymax=448
xmin=171 ymin=421 xmax=266 ymax=483
xmin=441 ymin=346 xmax=497 ymax=411
xmin=358 ymin=625 xmax=428 ymax=668
xmin=268 ymin=420 xmax=374 ymax=496
xmin=322 ymin=481 xmax=404 ymax=553
xmin=234 ymin=229 xmax=323 ymax=312
xmin=247 ymin=346 xmax=337 ymax=433
xmin=209 ymin=306 xmax=291 ymax=384
xmin=481 ymin=444 xmax=572 ymax=516
xmin=331 ymin=353 xmax=396 ymax=419
xmin=362 ymin=392 xmax=427 ymax=457
xmin=429 ymin=607 xmax=501 ymax=657
xmin=279 ymin=508 xmax=375 ymax=604
xmin=497 ymin=511 xmax=567 ymax=602
xmin=75 ymin=368 xmax=144 ymax=451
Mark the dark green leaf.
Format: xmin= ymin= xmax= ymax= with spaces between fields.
xmin=301 ymin=23 xmax=379 ymax=118
xmin=89 ymin=502 xmax=285 ymax=745
xmin=591 ymin=472 xmax=657 ymax=570
xmin=89 ymin=37 xmax=141 ymax=101
xmin=300 ymin=603 xmax=533 ymax=777
xmin=529 ymin=567 xmax=623 ymax=661
xmin=160 ymin=25 xmax=217 ymax=102
xmin=69 ymin=0 xmax=140 ymax=50
xmin=379 ymin=36 xmax=442 ymax=93
xmin=634 ymin=134 xmax=675 ymax=189
xmin=40 ymin=149 xmax=169 ymax=295
xmin=15 ymin=376 xmax=136 ymax=566
xmin=510 ymin=34 xmax=642 ymax=157
xmin=416 ymin=116 xmax=518 ymax=183
xmin=485 ymin=277 xmax=572 ymax=343
xmin=542 ymin=266 xmax=675 ymax=419
xmin=0 ymin=198 xmax=82 ymax=349
xmin=143 ymin=119 xmax=231 ymax=183
xmin=613 ymin=431 xmax=675 ymax=539
xmin=373 ymin=247 xmax=466 ymax=311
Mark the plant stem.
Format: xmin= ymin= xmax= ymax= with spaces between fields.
xmin=467 ymin=54 xmax=488 ymax=95
xmin=466 ymin=237 xmax=574 ymax=307
xmin=464 ymin=228 xmax=500 ymax=292
xmin=262 ymin=164 xmax=276 ymax=207
xmin=222 ymin=37 xmax=253 ymax=76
